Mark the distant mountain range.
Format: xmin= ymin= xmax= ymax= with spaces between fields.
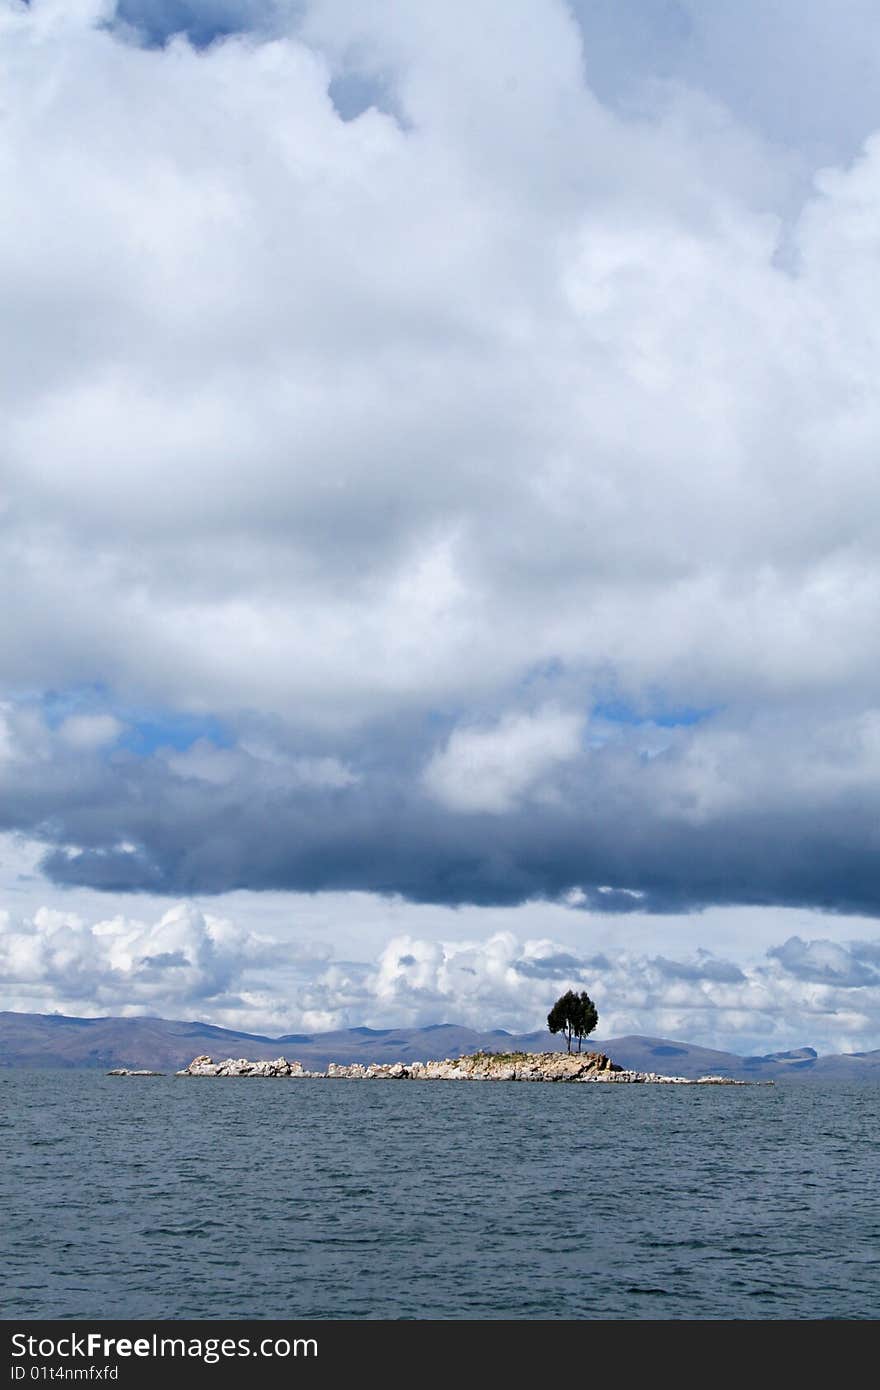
xmin=1 ymin=1010 xmax=879 ymax=1080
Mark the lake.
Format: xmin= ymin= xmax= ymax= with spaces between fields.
xmin=2 ymin=1071 xmax=877 ymax=1319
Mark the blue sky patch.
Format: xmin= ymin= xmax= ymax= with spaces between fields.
xmin=118 ymin=712 xmax=233 ymax=755
xmin=592 ymin=700 xmax=716 ymax=729
xmin=38 ymin=685 xmax=231 ymax=754
xmin=111 ymin=1 xmax=287 ymax=50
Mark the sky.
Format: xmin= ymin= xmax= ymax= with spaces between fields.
xmin=2 ymin=0 xmax=880 ymax=1054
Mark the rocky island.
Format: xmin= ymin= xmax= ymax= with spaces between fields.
xmin=170 ymin=1049 xmax=755 ymax=1084
xmin=106 ymin=1068 xmax=165 ymax=1076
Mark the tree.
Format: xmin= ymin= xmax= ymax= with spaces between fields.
xmin=547 ymin=990 xmax=599 ymax=1054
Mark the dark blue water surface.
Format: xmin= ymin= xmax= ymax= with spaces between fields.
xmin=2 ymin=1073 xmax=878 ymax=1320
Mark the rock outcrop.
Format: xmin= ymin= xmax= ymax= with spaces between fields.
xmin=175 ymin=1050 xmax=753 ymax=1083
xmin=326 ymin=1050 xmax=621 ymax=1081
xmin=106 ymin=1068 xmax=165 ymax=1076
xmin=180 ymin=1055 xmax=316 ymax=1077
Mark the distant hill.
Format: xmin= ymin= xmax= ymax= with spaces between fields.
xmin=1 ymin=1010 xmax=878 ymax=1079
xmin=583 ymin=1034 xmax=880 ymax=1081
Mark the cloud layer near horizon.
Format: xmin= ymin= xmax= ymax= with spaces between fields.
xmin=2 ymin=899 xmax=879 ymax=1056
xmin=3 ymin=1 xmax=880 ymax=922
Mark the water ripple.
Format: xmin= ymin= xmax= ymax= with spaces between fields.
xmin=1 ymin=1073 xmax=878 ymax=1319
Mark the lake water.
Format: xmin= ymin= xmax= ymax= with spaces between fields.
xmin=1 ymin=1071 xmax=878 ymax=1320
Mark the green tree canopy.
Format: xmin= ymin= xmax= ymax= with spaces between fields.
xmin=547 ymin=990 xmax=599 ymax=1054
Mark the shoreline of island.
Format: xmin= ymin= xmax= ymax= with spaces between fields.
xmin=108 ymin=1049 xmax=769 ymax=1084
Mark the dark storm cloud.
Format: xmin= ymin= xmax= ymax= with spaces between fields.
xmin=3 ymin=706 xmax=880 ymax=917
xmin=37 ymin=794 xmax=875 ymax=914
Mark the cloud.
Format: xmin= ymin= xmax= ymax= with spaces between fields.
xmin=652 ymin=953 xmax=746 ymax=984
xmin=325 ymin=927 xmax=865 ymax=1052
xmin=767 ymin=935 xmax=880 ymax=988
xmin=569 ymin=0 xmax=880 ymax=168
xmin=0 ymin=898 xmax=332 ymax=1032
xmin=423 ymin=707 xmax=582 ymax=813
xmin=1 ymin=2 xmax=880 ymax=920
xmin=4 ymin=696 xmax=880 ymax=916
xmin=3 ymin=901 xmax=880 ymax=1053
xmin=57 ymin=715 xmax=123 ymax=751
xmin=513 ymin=950 xmax=612 ymax=979
xmin=0 ymin=900 xmax=262 ymax=1010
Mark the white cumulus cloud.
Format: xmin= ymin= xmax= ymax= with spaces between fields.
xmin=423 ymin=707 xmax=583 ymax=813
xmin=2 ymin=888 xmax=880 ymax=1053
